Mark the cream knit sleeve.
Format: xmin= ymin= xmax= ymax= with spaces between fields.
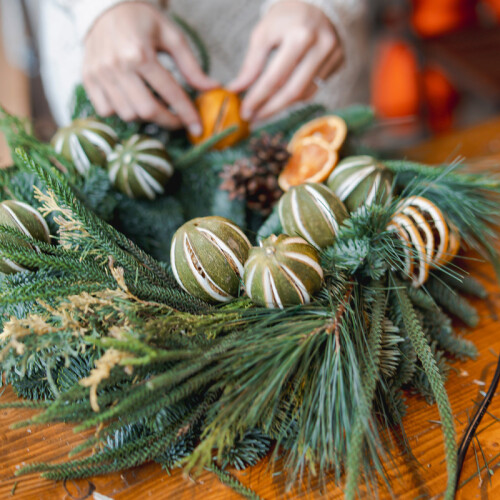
xmin=261 ymin=0 xmax=369 ymax=103
xmin=52 ymin=0 xmax=163 ymax=41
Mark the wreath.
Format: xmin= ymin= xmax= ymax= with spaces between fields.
xmin=0 ymin=26 xmax=499 ymax=499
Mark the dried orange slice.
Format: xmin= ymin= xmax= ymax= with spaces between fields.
xmin=398 ymin=205 xmax=434 ymax=269
xmin=443 ymin=222 xmax=461 ymax=264
xmin=391 ymin=213 xmax=429 ymax=287
xmin=278 ymin=137 xmax=338 ymax=191
xmin=188 ymin=88 xmax=249 ymax=150
xmin=399 ymin=196 xmax=449 ymax=266
xmin=387 ymin=220 xmax=414 ymax=278
xmin=288 ymin=115 xmax=347 ymax=153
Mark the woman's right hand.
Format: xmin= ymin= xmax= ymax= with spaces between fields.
xmin=82 ymin=2 xmax=218 ymax=136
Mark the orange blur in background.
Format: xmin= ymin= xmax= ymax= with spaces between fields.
xmin=371 ymin=0 xmax=499 ymax=134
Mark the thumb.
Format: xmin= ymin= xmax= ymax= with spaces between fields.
xmin=158 ymin=20 xmax=219 ymax=90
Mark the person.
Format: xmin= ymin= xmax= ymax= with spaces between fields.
xmin=0 ymin=2 xmax=30 ymax=166
xmin=3 ymin=0 xmax=369 ymax=134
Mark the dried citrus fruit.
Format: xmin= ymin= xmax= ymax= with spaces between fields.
xmin=398 ymin=196 xmax=449 ymax=266
xmin=278 ymin=137 xmax=338 ymax=191
xmin=278 ymin=183 xmax=348 ymax=249
xmin=188 ymin=88 xmax=249 ymax=150
xmin=398 ymin=205 xmax=435 ymax=268
xmin=389 ymin=213 xmax=429 ymax=287
xmin=387 ymin=220 xmax=414 ymax=278
xmin=288 ymin=115 xmax=347 ymax=152
xmin=443 ymin=221 xmax=461 ymax=264
xmin=243 ymin=234 xmax=323 ymax=308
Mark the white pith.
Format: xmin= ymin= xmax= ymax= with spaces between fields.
xmin=183 ymin=234 xmax=232 ymax=302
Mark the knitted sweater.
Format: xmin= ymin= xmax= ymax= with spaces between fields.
xmin=22 ymin=0 xmax=369 ymax=125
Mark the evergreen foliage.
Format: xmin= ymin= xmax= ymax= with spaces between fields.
xmin=0 ymin=98 xmax=498 ymax=500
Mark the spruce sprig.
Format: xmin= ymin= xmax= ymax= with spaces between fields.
xmin=15 ymin=148 xmax=208 ymax=313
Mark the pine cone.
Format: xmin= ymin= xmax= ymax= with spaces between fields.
xmin=219 ymin=133 xmax=290 ymax=216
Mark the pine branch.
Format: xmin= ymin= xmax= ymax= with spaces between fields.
xmin=345 ymin=282 xmax=386 ymax=499
xmin=394 ymin=277 xmax=457 ymax=500
xmin=174 ymin=126 xmax=238 ymax=169
xmin=385 ymin=159 xmax=500 ymax=278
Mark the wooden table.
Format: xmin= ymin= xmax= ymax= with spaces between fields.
xmin=2 ymin=120 xmax=500 ymax=499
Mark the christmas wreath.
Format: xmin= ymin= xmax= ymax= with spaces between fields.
xmin=0 ymin=41 xmax=500 ymax=499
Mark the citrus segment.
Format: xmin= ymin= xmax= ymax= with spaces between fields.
xmin=278 ymin=137 xmax=338 ymax=191
xmin=399 ymin=196 xmax=449 ymax=266
xmin=188 ymin=88 xmax=249 ymax=150
xmin=288 ymin=115 xmax=347 ymax=152
xmin=387 ymin=220 xmax=414 ymax=278
xmin=399 ymin=205 xmax=435 ymax=268
xmin=391 ymin=213 xmax=429 ymax=287
xmin=443 ymin=222 xmax=461 ymax=264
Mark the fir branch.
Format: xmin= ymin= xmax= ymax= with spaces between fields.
xmin=71 ymin=84 xmax=140 ymax=139
xmin=434 ymin=271 xmax=488 ymax=299
xmin=0 ymin=277 xmax=109 ymax=305
xmin=420 ymin=308 xmax=477 ymax=360
xmin=333 ymin=104 xmax=375 ymax=133
xmin=393 ymin=277 xmax=457 ymax=500
xmin=16 ymin=148 xmax=208 ymax=313
xmin=254 ymin=103 xmax=325 ymax=137
xmin=0 ymin=240 xmax=111 ymax=284
xmin=221 ymin=428 xmax=271 ymax=470
xmin=256 ymin=205 xmax=282 ymax=243
xmin=405 ymin=284 xmax=437 ymax=311
xmin=426 ymin=277 xmax=479 ymax=327
xmin=207 ymin=463 xmax=262 ymax=500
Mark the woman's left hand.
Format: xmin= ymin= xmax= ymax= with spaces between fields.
xmin=228 ymin=0 xmax=343 ymax=122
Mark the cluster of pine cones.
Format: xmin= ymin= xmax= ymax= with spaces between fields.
xmin=219 ymin=133 xmax=290 ymax=216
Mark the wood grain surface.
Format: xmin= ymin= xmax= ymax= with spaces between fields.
xmin=2 ymin=120 xmax=500 ymax=499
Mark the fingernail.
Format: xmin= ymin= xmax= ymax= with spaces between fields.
xmin=189 ymin=124 xmax=202 ymax=137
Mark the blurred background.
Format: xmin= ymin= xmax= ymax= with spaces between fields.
xmin=1 ymin=0 xmax=500 ymax=163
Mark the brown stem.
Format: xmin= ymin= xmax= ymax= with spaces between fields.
xmin=326 ymin=282 xmax=355 ymax=353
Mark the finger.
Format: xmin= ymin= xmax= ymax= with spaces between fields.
xmin=158 ymin=21 xmax=219 ymax=90
xmin=239 ymin=38 xmax=312 ymax=120
xmin=83 ymin=74 xmax=113 ymax=117
xmin=98 ymin=72 xmax=138 ymax=122
xmin=297 ymin=47 xmax=343 ymax=104
xmin=253 ymin=46 xmax=332 ymax=121
xmin=316 ymin=46 xmax=344 ymax=80
xmin=117 ymin=72 xmax=182 ymax=128
xmin=139 ymin=61 xmax=202 ymax=136
xmin=301 ymin=82 xmax=318 ymax=102
xmin=226 ymin=28 xmax=274 ymax=93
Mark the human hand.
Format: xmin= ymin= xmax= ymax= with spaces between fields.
xmin=82 ymin=2 xmax=219 ymax=135
xmin=228 ymin=1 xmax=343 ymax=122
